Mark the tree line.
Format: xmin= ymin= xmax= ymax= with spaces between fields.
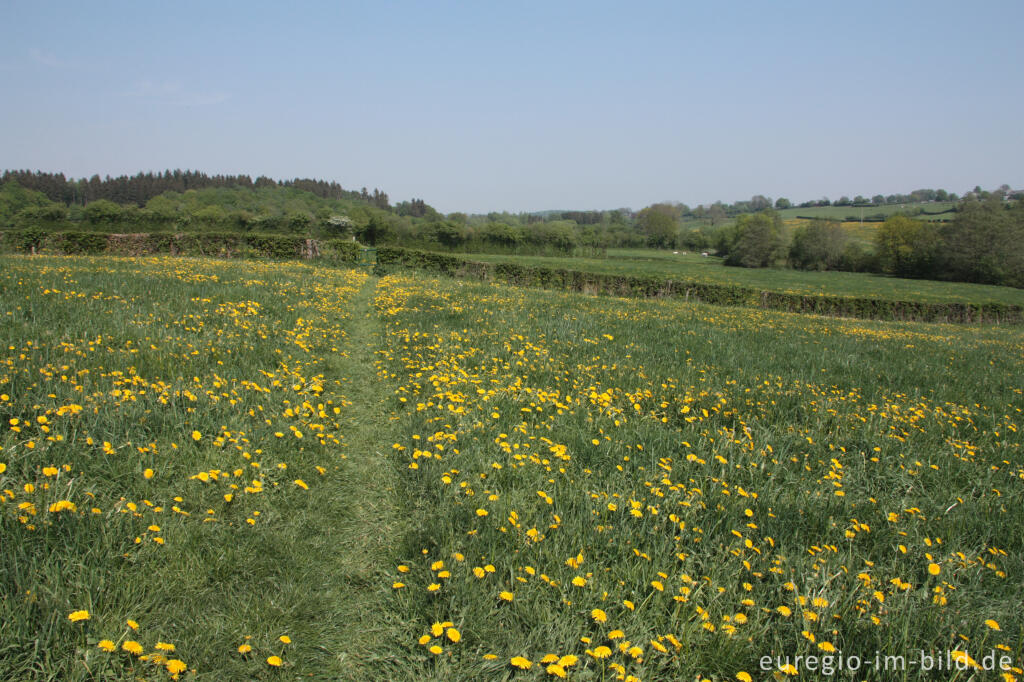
xmin=2 ymin=169 xmax=1020 ymax=287
xmin=714 ymin=197 xmax=1023 ymax=288
xmin=0 ymin=169 xmax=391 ymax=210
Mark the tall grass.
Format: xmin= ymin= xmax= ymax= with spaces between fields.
xmin=2 ymin=255 xmax=1021 ymax=680
xmin=0 ymin=255 xmax=408 ymax=680
xmin=374 ymin=271 xmax=1023 ymax=680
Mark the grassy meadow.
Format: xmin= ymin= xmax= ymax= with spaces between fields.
xmin=462 ymin=249 xmax=1024 ymax=307
xmin=0 ymin=255 xmax=405 ymax=680
xmin=775 ymin=202 xmax=959 ymax=223
xmin=1 ymin=254 xmax=1022 ymax=680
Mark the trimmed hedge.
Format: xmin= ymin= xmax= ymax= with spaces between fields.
xmin=0 ymin=230 xmax=361 ymax=265
xmin=377 ymin=246 xmax=1023 ymax=324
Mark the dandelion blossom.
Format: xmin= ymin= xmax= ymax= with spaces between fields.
xmin=166 ymin=660 xmax=187 ymax=675
xmin=97 ymin=640 xmax=116 ymax=652
xmin=510 ymin=656 xmax=532 ymax=669
xmin=267 ymin=655 xmax=283 ymax=667
xmin=68 ymin=610 xmax=90 ymax=622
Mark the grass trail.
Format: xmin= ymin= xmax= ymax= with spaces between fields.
xmin=306 ymin=274 xmax=407 ymax=679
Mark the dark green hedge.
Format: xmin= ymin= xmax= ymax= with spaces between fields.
xmin=0 ymin=230 xmax=362 ymax=265
xmin=377 ymin=247 xmax=1022 ymax=324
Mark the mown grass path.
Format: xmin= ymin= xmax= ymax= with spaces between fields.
xmin=301 ymin=275 xmax=409 ymax=679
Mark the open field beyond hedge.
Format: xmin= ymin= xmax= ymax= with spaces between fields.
xmin=464 ymin=249 xmax=1024 ymax=307
xmin=1 ymin=255 xmax=1021 ymax=680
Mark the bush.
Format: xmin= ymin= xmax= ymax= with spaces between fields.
xmin=719 ymin=212 xmax=787 ymax=268
xmin=789 ymin=220 xmax=849 ymax=271
xmin=0 ymin=229 xmax=364 ymax=266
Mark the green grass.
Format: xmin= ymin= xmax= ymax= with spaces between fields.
xmin=0 ymin=255 xmax=408 ymax=680
xmin=457 ymin=249 xmax=1024 ymax=306
xmin=776 ymin=202 xmax=958 ymax=222
xmin=3 ymin=255 xmax=1022 ymax=680
xmin=374 ymin=270 xmax=1023 ymax=680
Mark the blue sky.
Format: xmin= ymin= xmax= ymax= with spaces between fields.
xmin=1 ymin=1 xmax=1021 ymax=213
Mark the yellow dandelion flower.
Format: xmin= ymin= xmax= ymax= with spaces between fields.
xmin=950 ymin=650 xmax=980 ymax=669
xmin=591 ymin=608 xmax=607 ymax=623
xmin=985 ymin=619 xmax=1001 ymax=631
xmin=429 ymin=645 xmax=443 ymax=655
xmin=191 ymin=430 xmax=201 ymax=441
xmin=238 ymin=643 xmax=252 ymax=654
xmin=547 ymin=664 xmax=567 ymax=678
xmin=267 ymin=655 xmax=283 ymax=666
xmin=123 ymin=640 xmax=143 ymax=655
xmin=97 ymin=640 xmax=115 ymax=652
xmin=68 ymin=610 xmax=90 ymax=622
xmin=166 ymin=660 xmax=187 ymax=675
xmin=737 ymin=673 xmax=753 ymax=682
xmin=510 ymin=656 xmax=532 ymax=669
xmin=928 ymin=563 xmax=941 ymax=576
xmin=499 ymin=591 xmax=514 ymax=602
xmin=446 ymin=627 xmax=461 ymax=643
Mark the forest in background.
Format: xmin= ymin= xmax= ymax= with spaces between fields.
xmin=1 ymin=169 xmax=1021 ymax=288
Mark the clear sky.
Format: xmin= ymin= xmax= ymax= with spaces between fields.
xmin=1 ymin=0 xmax=1021 ymax=214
